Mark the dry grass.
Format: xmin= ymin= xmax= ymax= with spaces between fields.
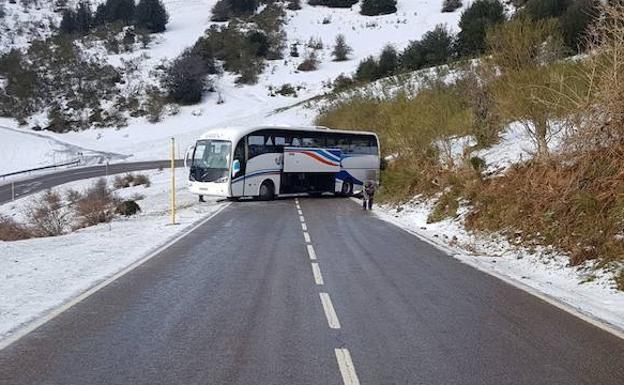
xmin=0 ymin=215 xmax=33 ymax=241
xmin=75 ymin=179 xmax=119 ymax=228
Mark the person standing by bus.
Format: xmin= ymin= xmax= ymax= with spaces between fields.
xmin=362 ymin=180 xmax=376 ymax=210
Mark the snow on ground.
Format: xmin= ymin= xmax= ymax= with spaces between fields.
xmin=374 ymin=200 xmax=624 ymax=333
xmin=0 ymin=0 xmax=463 ymax=174
xmin=0 ymin=121 xmax=127 ymax=176
xmin=436 ymin=121 xmax=566 ymax=173
xmin=0 ymin=169 xmax=223 ymax=340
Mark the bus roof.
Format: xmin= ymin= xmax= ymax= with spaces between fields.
xmin=198 ymin=125 xmax=378 ymax=143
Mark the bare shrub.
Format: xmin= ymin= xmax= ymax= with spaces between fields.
xmin=297 ymin=51 xmax=319 ymax=71
xmin=0 ymin=215 xmax=33 ymax=241
xmin=75 ymin=179 xmax=119 ymax=228
xmin=25 ymin=190 xmax=70 ymax=237
xmin=133 ymin=173 xmax=151 ymax=187
xmin=113 ymin=173 xmax=150 ymax=189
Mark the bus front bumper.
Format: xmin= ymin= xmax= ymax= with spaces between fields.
xmin=188 ymin=180 xmax=229 ymax=197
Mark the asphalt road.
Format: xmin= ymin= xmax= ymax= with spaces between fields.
xmin=0 ymin=160 xmax=183 ymax=205
xmin=0 ymin=197 xmax=623 ymax=385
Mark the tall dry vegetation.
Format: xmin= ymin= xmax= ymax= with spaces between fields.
xmin=468 ymin=3 xmax=624 ymax=288
xmin=316 ymin=3 xmax=624 ymax=287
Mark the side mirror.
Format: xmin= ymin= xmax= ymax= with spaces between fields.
xmin=232 ymin=159 xmax=241 ymax=178
xmin=184 ymin=145 xmax=195 ymax=169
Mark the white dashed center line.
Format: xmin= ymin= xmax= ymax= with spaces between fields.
xmin=296 ymin=200 xmax=360 ymax=385
xmin=311 ymin=262 xmax=324 ymax=285
xmin=306 ymin=244 xmax=317 ymax=261
xmin=319 ymin=293 xmax=341 ymax=329
xmin=335 ymin=348 xmax=361 ymax=385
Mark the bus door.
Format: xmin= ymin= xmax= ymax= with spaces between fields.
xmin=231 ymin=138 xmax=247 ymax=196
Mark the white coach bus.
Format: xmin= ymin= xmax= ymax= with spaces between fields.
xmin=185 ymin=125 xmax=380 ymax=200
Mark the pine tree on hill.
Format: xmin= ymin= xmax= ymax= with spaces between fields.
xmin=456 ymin=0 xmax=505 ymax=57
xmin=230 ymin=0 xmax=259 ymax=15
xmin=104 ymin=0 xmax=136 ymax=25
xmin=360 ymin=0 xmax=397 ymax=16
xmin=332 ymin=34 xmax=352 ymax=61
xmin=60 ymin=9 xmax=77 ymax=35
xmin=75 ymin=1 xmax=93 ymax=35
xmin=93 ymin=3 xmax=107 ymax=26
xmin=136 ymin=0 xmax=169 ymax=33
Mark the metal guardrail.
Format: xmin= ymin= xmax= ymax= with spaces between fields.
xmin=0 ymin=159 xmax=81 ymax=179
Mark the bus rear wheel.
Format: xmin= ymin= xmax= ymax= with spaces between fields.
xmin=340 ymin=181 xmax=353 ymax=196
xmin=259 ymin=180 xmax=275 ymax=201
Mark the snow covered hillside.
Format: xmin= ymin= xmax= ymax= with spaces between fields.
xmin=0 ymin=0 xmax=462 ymax=174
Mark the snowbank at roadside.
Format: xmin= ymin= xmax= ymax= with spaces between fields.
xmin=0 ymin=169 xmax=224 ymax=341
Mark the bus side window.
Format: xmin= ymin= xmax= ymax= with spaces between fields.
xmin=337 ymin=137 xmax=351 ymax=153
xmin=248 ymin=135 xmax=265 ymax=158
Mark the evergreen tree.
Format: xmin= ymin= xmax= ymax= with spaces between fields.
xmin=377 ymin=44 xmax=399 ymax=77
xmin=360 ymin=0 xmax=397 ymax=16
xmin=400 ymin=25 xmax=454 ymax=71
xmin=165 ymin=51 xmax=208 ymax=105
xmin=332 ymin=34 xmax=352 ymax=61
xmin=525 ymin=0 xmax=570 ymax=20
xmin=211 ymin=0 xmax=231 ymax=21
xmin=75 ymin=1 xmax=93 ymax=35
xmin=104 ymin=0 xmax=136 ymax=25
xmin=93 ymin=3 xmax=107 ymax=26
xmin=560 ymin=0 xmax=599 ymax=52
xmin=230 ymin=0 xmax=259 ymax=14
xmin=354 ymin=56 xmax=379 ymax=82
xmin=59 ymin=9 xmax=77 ymax=35
xmin=417 ymin=25 xmax=454 ymax=67
xmin=136 ymin=0 xmax=169 ymax=33
xmin=456 ymin=0 xmax=506 ymax=57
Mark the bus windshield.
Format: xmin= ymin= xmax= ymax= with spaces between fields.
xmin=190 ymin=140 xmax=232 ymax=182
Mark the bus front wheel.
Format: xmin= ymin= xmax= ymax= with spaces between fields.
xmin=259 ymin=180 xmax=275 ymax=201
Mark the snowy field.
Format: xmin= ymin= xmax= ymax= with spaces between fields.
xmin=0 ymin=169 xmax=224 ymax=341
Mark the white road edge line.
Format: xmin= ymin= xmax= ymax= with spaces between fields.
xmin=347 ymin=197 xmax=624 ymax=341
xmin=311 ymin=263 xmax=324 ymax=285
xmin=0 ymin=202 xmax=232 ymax=352
xmin=335 ymin=348 xmax=361 ymax=385
xmin=298 ymin=209 xmax=303 ymax=215
xmin=320 ymin=293 xmax=341 ymax=329
xmin=307 ymin=244 xmax=317 ymax=261
xmin=303 ymin=232 xmax=311 ymax=243
xmin=299 ymin=215 xmax=305 ymax=223
xmin=301 ymin=223 xmax=307 ymax=231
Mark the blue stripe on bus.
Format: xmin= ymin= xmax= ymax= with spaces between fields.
xmin=232 ymin=169 xmax=281 ymax=183
xmin=335 ymin=170 xmax=364 ymax=186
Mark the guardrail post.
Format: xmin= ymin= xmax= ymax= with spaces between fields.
xmin=11 ymin=182 xmax=15 ymax=201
